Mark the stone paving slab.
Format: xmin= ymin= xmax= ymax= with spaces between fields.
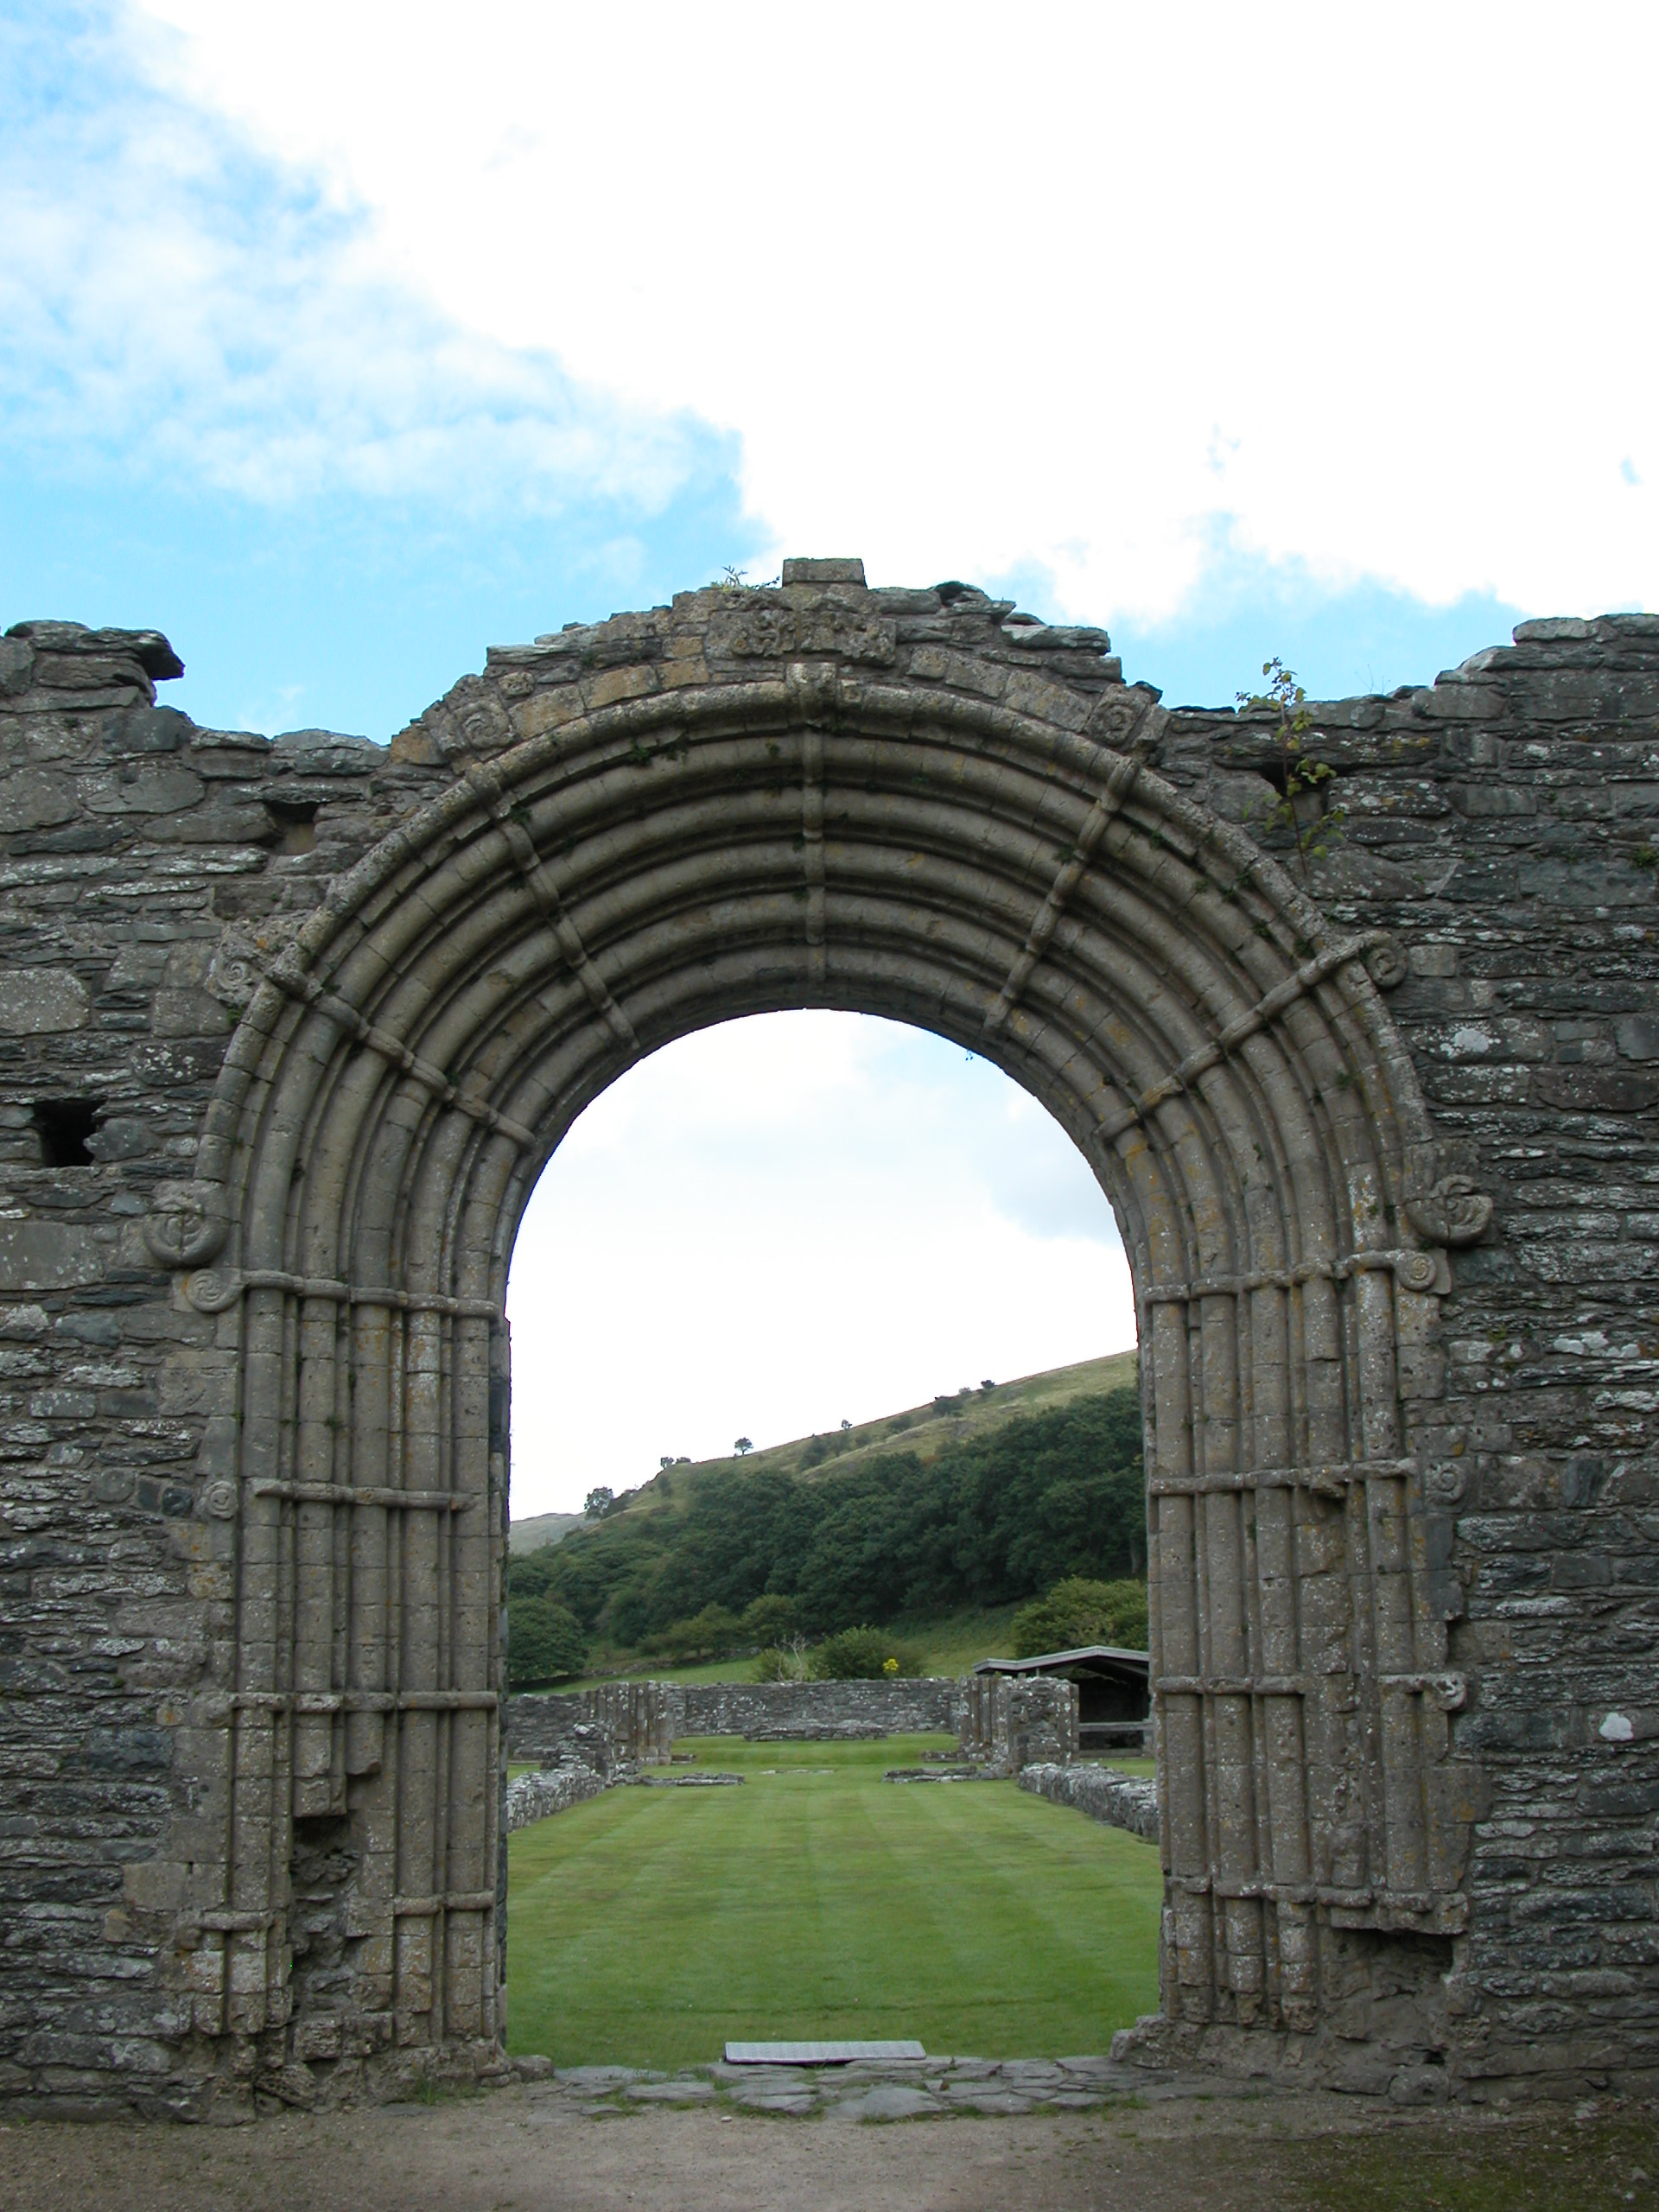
xmin=514 ymin=2052 xmax=1200 ymax=2120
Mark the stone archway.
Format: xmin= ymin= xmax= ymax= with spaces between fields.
xmin=143 ymin=560 xmax=1487 ymax=2087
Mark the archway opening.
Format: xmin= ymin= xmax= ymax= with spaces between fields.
xmin=500 ymin=1010 xmax=1154 ymax=2065
xmin=161 ymin=573 xmax=1475 ymax=2090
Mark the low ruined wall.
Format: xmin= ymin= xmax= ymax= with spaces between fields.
xmin=674 ymin=1677 xmax=957 ymax=1739
xmin=1020 ymin=1762 xmax=1160 ymax=1844
xmin=508 ymin=1675 xmax=958 ymax=1758
xmin=504 ymin=1764 xmax=610 ymax=1833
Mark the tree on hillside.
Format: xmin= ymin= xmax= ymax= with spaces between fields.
xmin=808 ymin=1625 xmax=924 ymax=1680
xmin=508 ymin=1595 xmax=588 ymax=1687
xmin=1010 ymin=1575 xmax=1149 ymax=1657
xmin=740 ymin=1592 xmax=800 ymax=1647
xmin=734 ymin=1436 xmax=753 ymax=1455
xmin=647 ymin=1603 xmax=745 ymax=1663
xmin=526 ymin=1387 xmax=1147 ymax=1656
xmin=583 ymin=1485 xmax=613 ymax=1518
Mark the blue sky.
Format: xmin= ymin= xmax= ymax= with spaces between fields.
xmin=6 ymin=2 xmax=1653 ymax=1504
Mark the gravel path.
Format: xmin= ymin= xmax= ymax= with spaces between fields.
xmin=1 ymin=2075 xmax=1654 ymax=2212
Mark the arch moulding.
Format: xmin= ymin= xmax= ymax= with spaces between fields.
xmin=132 ymin=557 xmax=1490 ymax=2094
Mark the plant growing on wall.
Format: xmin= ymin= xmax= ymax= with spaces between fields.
xmin=1237 ymin=658 xmax=1345 ymax=881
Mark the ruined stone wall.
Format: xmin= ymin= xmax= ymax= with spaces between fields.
xmin=957 ymin=1675 xmax=1080 ymax=1772
xmin=586 ymin=1681 xmax=673 ymax=1763
xmin=1 ymin=596 xmax=1656 ymax=2109
xmin=672 ymin=1676 xmax=957 ymax=1740
xmin=1158 ymin=617 xmax=1659 ymax=2094
xmin=0 ymin=625 xmax=462 ymax=2115
xmin=505 ymin=1692 xmax=590 ymax=1763
xmin=502 ymin=1764 xmax=608 ymax=1834
xmin=1020 ymin=1761 xmax=1160 ymax=1844
xmin=507 ymin=1682 xmax=671 ymax=1765
xmin=507 ymin=1677 xmax=957 ymax=1760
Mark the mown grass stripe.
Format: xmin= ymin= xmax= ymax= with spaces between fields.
xmin=506 ymin=1735 xmax=1160 ymax=2067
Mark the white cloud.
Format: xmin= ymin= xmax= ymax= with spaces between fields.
xmin=0 ymin=7 xmax=725 ymax=516
xmin=505 ymin=1015 xmax=1132 ymax=1516
xmin=133 ymin=0 xmax=1658 ymax=622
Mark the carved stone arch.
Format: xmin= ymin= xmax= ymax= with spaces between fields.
xmin=154 ymin=572 xmax=1483 ymax=2083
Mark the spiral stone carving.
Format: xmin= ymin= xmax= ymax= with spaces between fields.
xmin=143 ymin=1184 xmax=229 ymax=1270
xmin=1392 ymin=1249 xmax=1441 ymax=1292
xmin=1405 ymin=1174 xmax=1495 ymax=1247
xmin=1364 ymin=934 xmax=1408 ymax=989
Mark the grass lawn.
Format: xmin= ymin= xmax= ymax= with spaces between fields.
xmin=505 ymin=1733 xmax=1161 ymax=2069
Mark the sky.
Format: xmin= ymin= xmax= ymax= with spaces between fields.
xmin=3 ymin=3 xmax=1654 ymax=1507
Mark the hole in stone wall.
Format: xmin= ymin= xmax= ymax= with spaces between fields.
xmin=264 ymin=798 xmax=319 ymax=855
xmin=32 ymin=1097 xmax=101 ymax=1166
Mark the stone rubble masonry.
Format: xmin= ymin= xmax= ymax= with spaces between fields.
xmin=0 ymin=587 xmax=1656 ymax=2114
xmin=503 ymin=1764 xmax=608 ymax=1834
xmin=507 ymin=1676 xmax=958 ymax=1761
xmin=506 ymin=1691 xmax=592 ymax=1764
xmin=1020 ymin=1760 xmax=1161 ymax=1844
xmin=675 ymin=1676 xmax=959 ymax=1741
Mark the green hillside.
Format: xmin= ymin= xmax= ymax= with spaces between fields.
xmin=508 ymin=1508 xmax=585 ymax=1558
xmin=509 ymin=1351 xmax=1143 ymax=1680
xmin=611 ymin=1347 xmax=1138 ymax=1506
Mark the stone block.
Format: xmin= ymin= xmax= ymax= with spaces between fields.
xmin=781 ymin=558 xmax=866 ymax=585
xmin=0 ymin=1225 xmax=103 ymax=1290
xmin=582 ymin=664 xmax=657 ymax=711
xmin=0 ymin=970 xmax=89 ymax=1033
xmin=1531 ymin=1068 xmax=1659 ymax=1111
xmin=84 ymin=1119 xmax=154 ymax=1163
xmin=140 ymin=804 xmax=269 ymax=845
xmin=149 ymin=990 xmax=232 ymax=1039
xmin=0 ymin=637 xmax=34 ymax=695
xmin=79 ymin=765 xmax=204 ymax=815
xmin=105 ymin=708 xmax=190 ymax=756
xmin=0 ymin=770 xmax=76 ymax=831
